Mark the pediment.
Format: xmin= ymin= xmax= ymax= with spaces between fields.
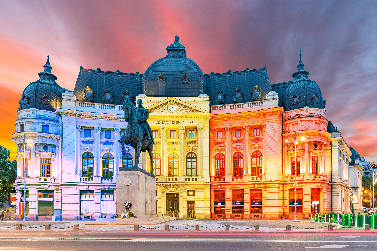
xmin=146 ymin=98 xmax=207 ymax=114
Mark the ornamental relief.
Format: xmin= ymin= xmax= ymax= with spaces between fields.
xmin=250 ymin=144 xmax=263 ymax=151
xmin=159 ymin=183 xmax=185 ymax=193
xmin=232 ymin=145 xmax=243 ymax=153
xmin=186 ymin=146 xmax=198 ymax=153
xmin=213 ymin=146 xmax=226 ymax=154
xmin=81 ymin=146 xmax=94 ymax=153
xmin=147 ymin=98 xmax=207 ymax=114
xmin=101 ymin=148 xmax=115 ymax=156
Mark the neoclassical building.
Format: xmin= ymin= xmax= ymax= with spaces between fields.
xmin=13 ymin=36 xmax=364 ymax=220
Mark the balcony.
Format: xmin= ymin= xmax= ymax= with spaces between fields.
xmin=80 ymin=177 xmax=93 ymax=182
xmin=101 ymin=177 xmax=114 ymax=183
xmin=155 ymin=176 xmax=204 ymax=183
xmin=284 ymin=173 xmax=327 ymax=182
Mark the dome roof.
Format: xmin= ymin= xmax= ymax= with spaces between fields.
xmin=143 ymin=36 xmax=204 ymax=97
xmin=19 ymin=56 xmax=65 ymax=111
xmin=284 ymin=52 xmax=326 ymax=111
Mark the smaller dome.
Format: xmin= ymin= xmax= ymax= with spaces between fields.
xmin=19 ymin=56 xmax=64 ymax=111
xmin=284 ymin=52 xmax=325 ymax=111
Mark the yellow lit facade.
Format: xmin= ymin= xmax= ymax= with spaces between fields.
xmin=137 ymin=94 xmax=211 ymax=219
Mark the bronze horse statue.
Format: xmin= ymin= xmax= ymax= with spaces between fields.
xmin=120 ymin=98 xmax=154 ymax=174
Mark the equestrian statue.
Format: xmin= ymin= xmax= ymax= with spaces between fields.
xmin=120 ymin=97 xmax=154 ymax=174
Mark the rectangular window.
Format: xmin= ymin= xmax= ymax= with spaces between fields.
xmin=217 ymin=131 xmax=223 ymax=139
xmin=84 ymin=129 xmax=91 ymax=138
xmin=253 ymin=127 xmax=261 ymax=136
xmin=188 ymin=130 xmax=195 ymax=138
xmin=42 ymin=125 xmax=49 ymax=134
xmin=170 ymin=130 xmax=176 ymax=138
xmin=235 ymin=129 xmax=241 ymax=138
xmin=312 ymin=156 xmax=318 ymax=174
xmin=100 ymin=190 xmax=115 ymax=215
xmin=289 ymin=188 xmax=303 ymax=213
xmin=214 ymin=190 xmax=225 ymax=214
xmin=105 ymin=130 xmax=111 ymax=139
xmin=80 ymin=190 xmax=94 ymax=215
xmin=291 ymin=157 xmax=300 ymax=175
xmin=20 ymin=124 xmax=24 ymax=132
xmin=250 ymin=189 xmax=262 ymax=213
xmin=37 ymin=191 xmax=54 ymax=216
xmin=40 ymin=158 xmax=51 ymax=177
xmin=232 ymin=189 xmax=244 ymax=213
xmin=152 ymin=130 xmax=158 ymax=138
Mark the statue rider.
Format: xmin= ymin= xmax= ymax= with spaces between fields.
xmin=136 ymin=99 xmax=154 ymax=144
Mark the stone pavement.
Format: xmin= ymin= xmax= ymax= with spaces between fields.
xmin=0 ymin=219 xmax=373 ymax=231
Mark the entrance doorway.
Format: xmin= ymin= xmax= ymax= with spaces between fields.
xmin=311 ymin=188 xmax=320 ymax=214
xmin=166 ymin=193 xmax=179 ymax=217
xmin=187 ymin=201 xmax=195 ymax=219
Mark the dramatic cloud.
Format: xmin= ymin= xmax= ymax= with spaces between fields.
xmin=0 ymin=0 xmax=376 ymax=162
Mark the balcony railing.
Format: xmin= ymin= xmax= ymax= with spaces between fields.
xmin=80 ymin=177 xmax=93 ymax=182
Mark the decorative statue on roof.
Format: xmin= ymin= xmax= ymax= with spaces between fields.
xmin=120 ymin=97 xmax=154 ymax=173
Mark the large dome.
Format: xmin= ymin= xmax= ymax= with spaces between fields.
xmin=143 ymin=36 xmax=204 ymax=97
xmin=19 ymin=56 xmax=65 ymax=111
xmin=284 ymin=55 xmax=325 ymax=111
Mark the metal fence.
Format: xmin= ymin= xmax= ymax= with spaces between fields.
xmin=313 ymin=213 xmax=377 ymax=229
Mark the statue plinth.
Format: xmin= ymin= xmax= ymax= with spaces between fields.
xmin=116 ymin=168 xmax=156 ymax=217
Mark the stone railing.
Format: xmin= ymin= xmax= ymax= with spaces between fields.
xmin=80 ymin=177 xmax=93 ymax=182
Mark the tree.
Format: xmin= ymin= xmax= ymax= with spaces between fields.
xmin=362 ymin=175 xmax=377 ymax=208
xmin=0 ymin=145 xmax=17 ymax=202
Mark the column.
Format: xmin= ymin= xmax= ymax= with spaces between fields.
xmin=209 ymin=129 xmax=215 ymax=177
xmin=94 ymin=126 xmax=101 ymax=177
xmin=243 ymin=126 xmax=249 ymax=176
xmin=160 ymin=126 xmax=166 ymax=176
xmin=225 ymin=127 xmax=232 ymax=177
xmin=30 ymin=143 xmax=36 ymax=177
xmin=225 ymin=188 xmax=232 ymax=218
xmin=322 ymin=143 xmax=326 ymax=174
xmin=284 ymin=144 xmax=288 ymax=175
xmin=197 ymin=125 xmax=203 ymax=176
xmin=178 ymin=126 xmax=185 ymax=176
xmin=114 ymin=128 xmax=120 ymax=177
xmin=305 ymin=142 xmax=309 ymax=175
xmin=75 ymin=125 xmax=81 ymax=175
xmin=262 ymin=125 xmax=266 ymax=175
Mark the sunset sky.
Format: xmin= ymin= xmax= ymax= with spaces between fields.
xmin=0 ymin=0 xmax=376 ymax=163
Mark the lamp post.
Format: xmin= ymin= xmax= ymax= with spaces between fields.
xmin=22 ymin=134 xmax=32 ymax=221
xmin=293 ymin=134 xmax=305 ymax=221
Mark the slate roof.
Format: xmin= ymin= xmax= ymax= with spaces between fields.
xmin=204 ymin=67 xmax=271 ymax=105
xmin=73 ymin=67 xmax=143 ymax=105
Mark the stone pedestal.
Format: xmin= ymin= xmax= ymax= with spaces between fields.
xmin=116 ymin=169 xmax=156 ymax=217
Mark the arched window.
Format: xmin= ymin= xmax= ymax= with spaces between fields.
xmin=102 ymin=153 xmax=114 ymax=177
xmin=82 ymin=152 xmax=94 ymax=177
xmin=153 ymin=153 xmax=161 ymax=176
xmin=312 ymin=156 xmax=318 ymax=174
xmin=168 ymin=153 xmax=179 ymax=177
xmin=233 ymin=152 xmax=244 ymax=177
xmin=215 ymin=153 xmax=225 ymax=179
xmin=251 ymin=151 xmax=262 ymax=176
xmin=122 ymin=153 xmax=133 ymax=169
xmin=291 ymin=157 xmax=300 ymax=175
xmin=186 ymin=153 xmax=197 ymax=177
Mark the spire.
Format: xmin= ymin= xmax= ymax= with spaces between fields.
xmin=292 ymin=50 xmax=309 ymax=81
xmin=166 ymin=35 xmax=186 ymax=57
xmin=43 ymin=55 xmax=52 ymax=73
xmin=296 ymin=49 xmax=305 ymax=72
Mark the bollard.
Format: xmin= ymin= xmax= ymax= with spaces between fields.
xmin=328 ymin=225 xmax=333 ymax=231
xmin=134 ymin=225 xmax=139 ymax=231
xmin=16 ymin=224 xmax=22 ymax=230
xmin=73 ymin=224 xmax=79 ymax=231
xmin=225 ymin=225 xmax=230 ymax=231
xmin=254 ymin=225 xmax=259 ymax=231
xmin=45 ymin=224 xmax=51 ymax=230
xmin=164 ymin=225 xmax=169 ymax=231
xmin=365 ymin=224 xmax=370 ymax=230
xmin=286 ymin=225 xmax=291 ymax=231
xmin=195 ymin=225 xmax=199 ymax=231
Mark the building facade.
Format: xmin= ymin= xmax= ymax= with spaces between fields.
xmin=13 ymin=36 xmax=364 ymax=220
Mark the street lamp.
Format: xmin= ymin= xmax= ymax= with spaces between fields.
xmin=22 ymin=134 xmax=32 ymax=221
